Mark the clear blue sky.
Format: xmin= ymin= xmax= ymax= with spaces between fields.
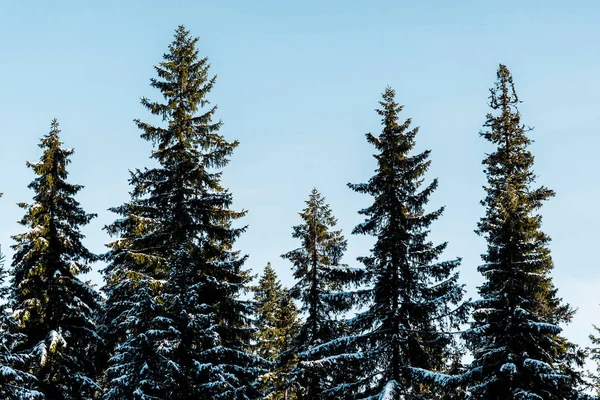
xmin=1 ymin=0 xmax=599 ymax=356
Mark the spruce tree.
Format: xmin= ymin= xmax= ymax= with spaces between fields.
xmin=281 ymin=188 xmax=360 ymax=399
xmin=463 ymin=64 xmax=583 ymax=399
xmin=9 ymin=120 xmax=101 ymax=399
xmin=102 ymin=25 xmax=262 ymax=400
xmin=253 ymin=263 xmax=300 ymax=399
xmin=315 ymin=88 xmax=468 ymax=399
xmin=1 ymin=242 xmax=43 ymax=399
xmin=101 ymin=201 xmax=173 ymax=399
xmin=588 ymin=325 xmax=600 ymax=396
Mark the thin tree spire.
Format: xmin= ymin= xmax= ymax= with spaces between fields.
xmin=462 ymin=64 xmax=584 ymax=399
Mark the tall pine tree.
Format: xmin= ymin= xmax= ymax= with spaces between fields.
xmin=281 ymin=188 xmax=360 ymax=399
xmin=462 ymin=64 xmax=583 ymax=399
xmin=102 ymin=25 xmax=262 ymax=400
xmin=314 ymin=88 xmax=468 ymax=399
xmin=9 ymin=120 xmax=101 ymax=399
xmin=253 ymin=263 xmax=300 ymax=399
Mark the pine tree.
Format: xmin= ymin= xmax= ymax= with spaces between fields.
xmin=463 ymin=64 xmax=584 ymax=399
xmin=102 ymin=25 xmax=262 ymax=400
xmin=315 ymin=88 xmax=468 ymax=399
xmin=588 ymin=325 xmax=600 ymax=396
xmin=0 ymin=241 xmax=43 ymax=399
xmin=281 ymin=188 xmax=360 ymax=399
xmin=252 ymin=263 xmax=300 ymax=399
xmin=9 ymin=120 xmax=101 ymax=399
xmin=101 ymin=201 xmax=174 ymax=399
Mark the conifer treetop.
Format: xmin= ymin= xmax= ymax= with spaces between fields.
xmin=9 ymin=119 xmax=100 ymax=399
xmin=136 ymin=24 xmax=235 ymax=174
xmin=464 ymin=64 xmax=583 ymax=400
xmin=102 ymin=25 xmax=260 ymax=399
xmin=312 ymin=88 xmax=467 ymax=399
xmin=253 ymin=263 xmax=300 ymax=399
xmin=13 ymin=119 xmax=97 ymax=274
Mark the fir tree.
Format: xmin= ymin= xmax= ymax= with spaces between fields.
xmin=588 ymin=324 xmax=600 ymax=397
xmin=252 ymin=263 xmax=300 ymax=399
xmin=9 ymin=120 xmax=101 ymax=399
xmin=0 ymin=241 xmax=42 ymax=399
xmin=281 ymin=188 xmax=360 ymax=399
xmin=101 ymin=202 xmax=173 ymax=399
xmin=102 ymin=25 xmax=262 ymax=400
xmin=463 ymin=64 xmax=584 ymax=399
xmin=315 ymin=88 xmax=468 ymax=399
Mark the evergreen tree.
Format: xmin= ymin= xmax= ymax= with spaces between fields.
xmin=102 ymin=25 xmax=262 ymax=400
xmin=252 ymin=263 xmax=300 ymax=399
xmin=1 ymin=241 xmax=42 ymax=399
xmin=315 ymin=88 xmax=468 ymax=399
xmin=9 ymin=120 xmax=101 ymax=399
xmin=101 ymin=201 xmax=173 ymax=399
xmin=281 ymin=188 xmax=360 ymax=399
xmin=587 ymin=324 xmax=600 ymax=397
xmin=463 ymin=64 xmax=584 ymax=399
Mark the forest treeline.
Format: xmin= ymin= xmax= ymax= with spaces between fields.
xmin=1 ymin=25 xmax=599 ymax=400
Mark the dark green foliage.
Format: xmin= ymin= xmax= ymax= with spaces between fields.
xmin=317 ymin=88 xmax=467 ymax=399
xmin=101 ymin=205 xmax=173 ymax=400
xmin=588 ymin=325 xmax=600 ymax=397
xmin=0 ymin=241 xmax=43 ymax=399
xmin=9 ymin=120 xmax=101 ymax=399
xmin=101 ymin=173 xmax=174 ymax=399
xmin=102 ymin=25 xmax=262 ymax=400
xmin=253 ymin=263 xmax=301 ymax=399
xmin=463 ymin=65 xmax=584 ymax=399
xmin=281 ymin=188 xmax=360 ymax=399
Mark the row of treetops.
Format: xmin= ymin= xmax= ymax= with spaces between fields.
xmin=0 ymin=24 xmax=595 ymax=399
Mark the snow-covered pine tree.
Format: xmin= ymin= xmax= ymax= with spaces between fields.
xmin=281 ymin=188 xmax=361 ymax=399
xmin=102 ymin=25 xmax=262 ymax=400
xmin=9 ymin=120 xmax=101 ymax=399
xmin=252 ymin=263 xmax=301 ymax=399
xmin=462 ymin=64 xmax=584 ymax=399
xmin=0 ymin=240 xmax=42 ymax=399
xmin=588 ymin=324 xmax=600 ymax=396
xmin=315 ymin=88 xmax=468 ymax=399
xmin=101 ymin=200 xmax=174 ymax=399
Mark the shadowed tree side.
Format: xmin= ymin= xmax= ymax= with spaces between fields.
xmin=101 ymin=196 xmax=173 ymax=399
xmin=588 ymin=323 xmax=600 ymax=396
xmin=0 ymin=204 xmax=42 ymax=399
xmin=253 ymin=263 xmax=301 ymax=399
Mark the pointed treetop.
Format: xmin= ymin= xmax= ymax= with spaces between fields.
xmin=463 ymin=63 xmax=582 ymax=399
xmin=43 ymin=118 xmax=61 ymax=143
xmin=377 ymin=86 xmax=404 ymax=125
xmin=175 ymin=24 xmax=189 ymax=36
xmin=139 ymin=25 xmax=226 ymax=168
xmin=486 ymin=63 xmax=521 ymax=119
xmin=9 ymin=119 xmax=100 ymax=398
xmin=263 ymin=261 xmax=277 ymax=278
xmin=27 ymin=119 xmax=76 ymax=181
xmin=375 ymin=87 xmax=419 ymax=148
xmin=298 ymin=188 xmax=340 ymax=238
xmin=258 ymin=262 xmax=281 ymax=292
xmin=165 ymin=24 xmax=199 ymax=62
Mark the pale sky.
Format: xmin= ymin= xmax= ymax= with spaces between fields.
xmin=1 ymin=0 xmax=599 ymax=365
